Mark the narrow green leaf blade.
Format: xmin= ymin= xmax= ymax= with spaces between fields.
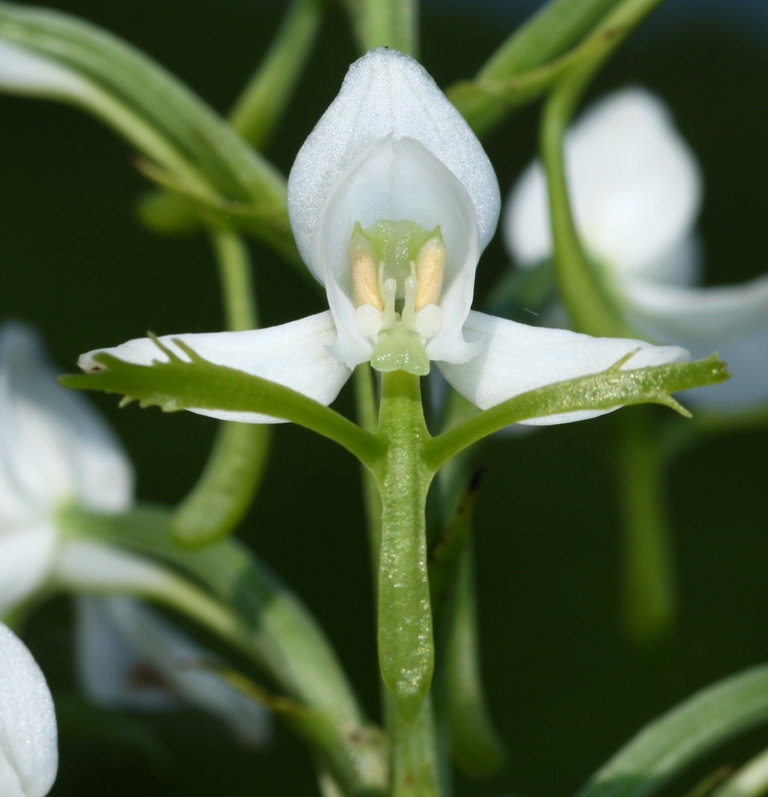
xmin=575 ymin=666 xmax=768 ymax=797
xmin=0 ymin=3 xmax=287 ymax=213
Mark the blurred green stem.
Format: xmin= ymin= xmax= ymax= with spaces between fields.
xmin=539 ymin=75 xmax=631 ymax=337
xmin=229 ymin=0 xmax=324 ymax=150
xmin=214 ymin=231 xmax=259 ymax=331
xmin=617 ymin=410 xmax=676 ymax=648
xmin=446 ymin=548 xmax=506 ymax=776
xmin=172 ymin=231 xmax=271 ymax=546
xmin=447 ymin=0 xmax=622 ymax=134
xmin=343 ymin=0 xmax=418 ymax=57
xmin=354 ymin=364 xmax=383 ymax=579
xmin=539 ymin=0 xmax=666 ymax=336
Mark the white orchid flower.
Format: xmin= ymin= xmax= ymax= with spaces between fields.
xmin=0 ymin=622 xmax=58 ymax=797
xmin=76 ymin=597 xmax=270 ymax=748
xmin=505 ymin=88 xmax=768 ymax=412
xmin=80 ymin=50 xmax=687 ymax=426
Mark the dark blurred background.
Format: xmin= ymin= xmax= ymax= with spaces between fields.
xmin=2 ymin=0 xmax=767 ymax=795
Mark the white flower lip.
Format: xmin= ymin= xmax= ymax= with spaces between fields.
xmin=0 ymin=622 xmax=58 ymax=797
xmin=504 ymin=87 xmax=768 ymax=412
xmin=79 ymin=54 xmax=690 ymax=426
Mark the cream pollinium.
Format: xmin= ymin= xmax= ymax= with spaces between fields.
xmin=348 ymin=220 xmax=446 ymax=376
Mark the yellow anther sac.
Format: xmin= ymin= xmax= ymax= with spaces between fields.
xmin=414 ymin=232 xmax=446 ymax=311
xmin=348 ymin=224 xmax=383 ymax=310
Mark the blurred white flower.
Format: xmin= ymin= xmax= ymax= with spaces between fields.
xmin=80 ymin=50 xmax=686 ymax=426
xmin=0 ymin=621 xmax=57 ymax=797
xmin=76 ymin=598 xmax=269 ymax=747
xmin=505 ymin=88 xmax=768 ymax=411
xmin=0 ymin=321 xmax=143 ymax=615
xmin=0 ymin=322 xmax=269 ymax=744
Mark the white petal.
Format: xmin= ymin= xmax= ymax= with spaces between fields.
xmin=505 ymin=88 xmax=702 ymax=278
xmin=78 ymin=311 xmax=352 ymax=424
xmin=77 ymin=598 xmax=270 ymax=748
xmin=315 ymin=137 xmax=481 ymax=367
xmin=0 ymin=39 xmax=96 ymax=101
xmin=51 ymin=540 xmax=178 ymax=595
xmin=621 ymin=274 xmax=768 ymax=410
xmin=437 ymin=310 xmax=688 ymax=425
xmin=0 ymin=524 xmax=57 ymax=618
xmin=0 ymin=322 xmax=133 ymax=522
xmin=0 ymin=623 xmax=57 ymax=797
xmin=287 ymin=47 xmax=500 ymax=283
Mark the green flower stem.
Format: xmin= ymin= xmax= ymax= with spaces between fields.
xmin=172 ymin=231 xmax=270 ymax=546
xmin=213 ymin=231 xmax=259 ymax=332
xmin=539 ymin=0 xmax=666 ymax=337
xmin=446 ymin=0 xmax=624 ymax=135
xmin=540 ymin=80 xmax=631 ymax=337
xmin=374 ymin=371 xmax=435 ymax=722
xmin=229 ymin=0 xmax=324 ymax=150
xmin=384 ymin=690 xmax=441 ymax=797
xmin=425 ymin=356 xmax=729 ymax=471
xmin=342 ymin=0 xmax=418 ymax=57
xmin=370 ymin=371 xmax=440 ymax=794
xmin=617 ymin=410 xmax=676 ymax=649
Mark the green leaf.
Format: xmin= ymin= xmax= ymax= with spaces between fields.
xmin=574 ymin=665 xmax=768 ymax=797
xmin=137 ymin=0 xmax=324 ymax=246
xmin=59 ymin=344 xmax=383 ymax=466
xmin=0 ymin=2 xmax=292 ymax=251
xmin=426 ymin=355 xmax=730 ymax=470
